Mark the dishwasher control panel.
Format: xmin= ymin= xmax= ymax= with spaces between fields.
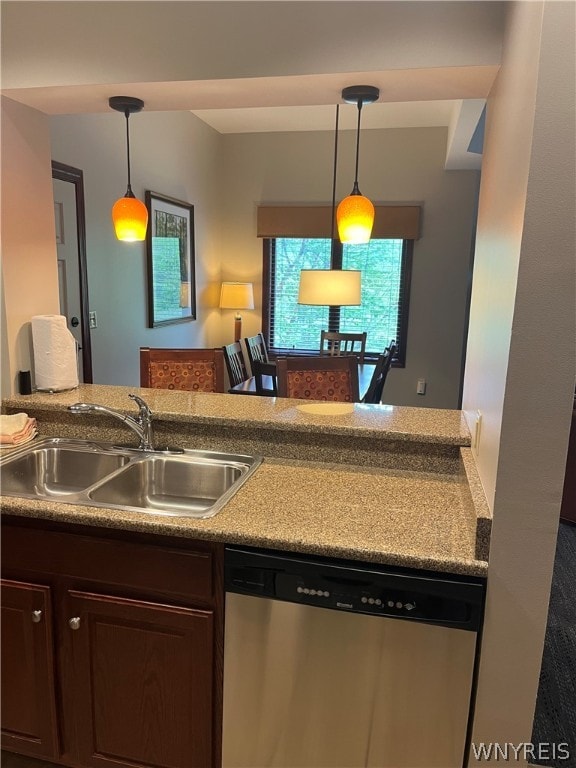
xmin=225 ymin=546 xmax=485 ymax=631
xmin=278 ymin=572 xmax=428 ymax=621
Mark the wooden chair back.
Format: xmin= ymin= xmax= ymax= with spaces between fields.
xmin=244 ymin=333 xmax=269 ymax=370
xmin=320 ymin=331 xmax=367 ymax=363
xmin=252 ymin=359 xmax=277 ymax=396
xmin=223 ymin=341 xmax=250 ymax=387
xmin=361 ymin=341 xmax=397 ymax=404
xmin=140 ymin=348 xmax=225 ymax=392
xmin=276 ymin=355 xmax=359 ymax=403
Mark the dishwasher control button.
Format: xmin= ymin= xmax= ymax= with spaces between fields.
xmin=405 ymin=603 xmax=416 ymax=611
xmin=375 ymin=599 xmax=382 ymax=606
xmin=297 ymin=587 xmax=303 ymax=593
xmin=368 ymin=598 xmax=375 ymax=605
xmin=361 ymin=597 xmax=368 ymax=604
xmin=396 ymin=602 xmax=403 ymax=609
xmin=387 ymin=600 xmax=395 ymax=608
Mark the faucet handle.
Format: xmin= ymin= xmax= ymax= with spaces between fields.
xmin=129 ymin=393 xmax=151 ymax=415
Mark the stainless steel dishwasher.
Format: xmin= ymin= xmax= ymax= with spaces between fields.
xmin=222 ymin=546 xmax=484 ymax=768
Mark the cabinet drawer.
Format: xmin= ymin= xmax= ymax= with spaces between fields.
xmin=2 ymin=526 xmax=214 ymax=603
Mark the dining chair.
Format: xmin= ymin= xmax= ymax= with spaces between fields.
xmin=140 ymin=347 xmax=225 ymax=392
xmin=320 ymin=331 xmax=367 ymax=363
xmin=361 ymin=341 xmax=397 ymax=404
xmin=251 ymin=359 xmax=277 ymax=396
xmin=223 ymin=341 xmax=250 ymax=387
xmin=276 ymin=355 xmax=360 ymax=402
xmin=244 ymin=333 xmax=270 ymax=369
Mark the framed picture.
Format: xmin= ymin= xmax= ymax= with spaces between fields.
xmin=145 ymin=191 xmax=196 ymax=328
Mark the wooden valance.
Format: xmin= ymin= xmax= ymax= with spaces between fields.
xmin=256 ymin=205 xmax=421 ymax=240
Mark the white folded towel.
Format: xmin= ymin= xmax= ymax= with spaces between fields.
xmin=0 ymin=413 xmax=37 ymax=445
xmin=0 ymin=413 xmax=29 ymax=435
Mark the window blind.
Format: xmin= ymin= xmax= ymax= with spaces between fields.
xmin=263 ymin=237 xmax=413 ymax=364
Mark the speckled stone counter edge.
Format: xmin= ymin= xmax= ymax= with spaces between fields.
xmin=13 ymin=410 xmax=463 ymax=474
xmin=0 ymin=494 xmax=488 ymax=578
xmin=2 ymin=385 xmax=472 ymax=447
xmin=459 ymin=448 xmax=493 ymax=561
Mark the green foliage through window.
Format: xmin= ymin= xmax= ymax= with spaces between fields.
xmin=264 ymin=237 xmax=411 ymax=361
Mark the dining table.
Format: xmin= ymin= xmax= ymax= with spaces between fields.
xmin=228 ymin=360 xmax=376 ymax=400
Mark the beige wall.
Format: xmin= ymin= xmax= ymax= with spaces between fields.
xmin=1 ymin=1 xmax=504 ymax=89
xmin=465 ymin=1 xmax=576 ymax=759
xmin=50 ymin=110 xmax=224 ymax=385
xmin=48 ymin=114 xmax=480 ymax=402
xmin=0 ymin=97 xmax=60 ymax=396
xmin=220 ymin=126 xmax=480 ymax=407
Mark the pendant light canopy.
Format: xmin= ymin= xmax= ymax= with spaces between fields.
xmin=109 ymin=96 xmax=148 ymax=242
xmin=337 ymin=85 xmax=379 ymax=245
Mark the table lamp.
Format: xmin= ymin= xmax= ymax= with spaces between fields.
xmin=219 ymin=282 xmax=255 ymax=342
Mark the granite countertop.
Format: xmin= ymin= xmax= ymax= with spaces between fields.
xmin=1 ymin=385 xmax=489 ymax=577
xmin=3 ymin=384 xmax=472 ymax=445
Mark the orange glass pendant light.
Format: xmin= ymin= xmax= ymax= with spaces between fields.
xmin=337 ymin=85 xmax=379 ymax=245
xmin=109 ymin=96 xmax=148 ymax=242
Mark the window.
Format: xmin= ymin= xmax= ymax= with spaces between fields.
xmin=263 ymin=237 xmax=413 ymax=364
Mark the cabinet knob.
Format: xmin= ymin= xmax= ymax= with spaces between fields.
xmin=31 ymin=610 xmax=42 ymax=623
xmin=68 ymin=617 xmax=81 ymax=630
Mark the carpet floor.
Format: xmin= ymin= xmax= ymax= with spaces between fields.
xmin=532 ymin=522 xmax=576 ymax=768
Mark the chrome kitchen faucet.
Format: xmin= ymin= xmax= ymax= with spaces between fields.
xmin=68 ymin=394 xmax=155 ymax=451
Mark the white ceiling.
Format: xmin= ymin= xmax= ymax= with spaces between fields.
xmin=2 ymin=68 xmax=492 ymax=168
xmin=191 ymin=100 xmax=459 ymax=135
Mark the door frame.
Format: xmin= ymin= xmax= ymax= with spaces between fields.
xmin=51 ymin=161 xmax=93 ymax=383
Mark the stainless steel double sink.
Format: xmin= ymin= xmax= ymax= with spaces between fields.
xmin=0 ymin=438 xmax=262 ymax=519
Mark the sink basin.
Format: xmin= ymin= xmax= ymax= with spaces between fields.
xmin=1 ymin=446 xmax=129 ymax=497
xmin=0 ymin=438 xmax=262 ymax=519
xmin=89 ymin=455 xmax=249 ymax=516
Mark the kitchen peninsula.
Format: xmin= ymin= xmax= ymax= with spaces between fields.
xmin=1 ymin=384 xmax=491 ymax=768
xmin=1 ymin=384 xmax=490 ymax=577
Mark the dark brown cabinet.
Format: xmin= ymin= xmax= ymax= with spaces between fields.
xmin=1 ymin=519 xmax=224 ymax=768
xmin=1 ymin=579 xmax=59 ymax=760
xmin=68 ymin=591 xmax=214 ymax=768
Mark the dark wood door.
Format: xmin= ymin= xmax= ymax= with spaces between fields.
xmin=65 ymin=589 xmax=214 ymax=768
xmin=1 ymin=579 xmax=59 ymax=760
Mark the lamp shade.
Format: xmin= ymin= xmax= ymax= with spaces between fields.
xmin=219 ymin=282 xmax=255 ymax=310
xmin=298 ymin=270 xmax=361 ymax=306
xmin=112 ymin=195 xmax=149 ymax=242
xmin=337 ymin=194 xmax=375 ymax=244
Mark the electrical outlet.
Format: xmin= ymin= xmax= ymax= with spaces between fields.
xmin=473 ymin=410 xmax=482 ymax=452
xmin=89 ymin=311 xmax=97 ymax=329
xmin=417 ymin=378 xmax=426 ymax=395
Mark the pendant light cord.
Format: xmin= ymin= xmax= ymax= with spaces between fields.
xmin=353 ymin=100 xmax=363 ymax=189
xmin=331 ymin=103 xmax=340 ymax=249
xmin=124 ymin=109 xmax=134 ymax=197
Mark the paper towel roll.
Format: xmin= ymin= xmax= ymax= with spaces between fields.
xmin=32 ymin=315 xmax=79 ymax=391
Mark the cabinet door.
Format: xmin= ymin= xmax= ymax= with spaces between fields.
xmin=65 ymin=590 xmax=214 ymax=768
xmin=1 ymin=579 xmax=59 ymax=760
